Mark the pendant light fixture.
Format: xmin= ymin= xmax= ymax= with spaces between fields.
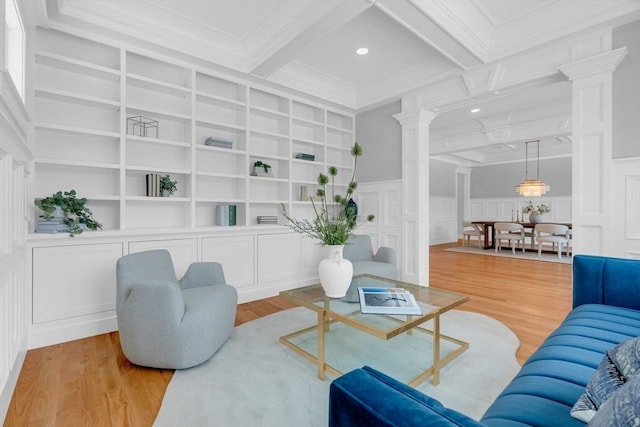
xmin=515 ymin=140 xmax=550 ymax=197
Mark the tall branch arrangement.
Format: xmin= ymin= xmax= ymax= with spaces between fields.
xmin=281 ymin=143 xmax=374 ymax=245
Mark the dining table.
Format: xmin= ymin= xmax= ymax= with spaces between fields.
xmin=472 ymin=220 xmax=572 ymax=250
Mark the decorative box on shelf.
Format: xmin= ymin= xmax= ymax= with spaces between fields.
xmin=257 ymin=216 xmax=278 ymax=225
xmin=205 ymin=136 xmax=233 ymax=149
xmin=127 ymin=115 xmax=159 ymax=138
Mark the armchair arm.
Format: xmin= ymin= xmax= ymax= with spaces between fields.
xmin=373 ymin=247 xmax=396 ymax=266
xmin=179 ymin=262 xmax=227 ymax=289
xmin=118 ymin=281 xmax=184 ymax=327
xmin=329 ymin=367 xmax=481 ymax=427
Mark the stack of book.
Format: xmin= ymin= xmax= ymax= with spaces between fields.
xmin=205 ymin=137 xmax=233 ymax=149
xmin=294 ymin=152 xmax=315 ymax=161
xmin=36 ymin=220 xmax=72 ymax=234
xmin=216 ymin=205 xmax=237 ymax=226
xmin=257 ymin=216 xmax=278 ymax=225
xmin=146 ymin=173 xmax=161 ymax=197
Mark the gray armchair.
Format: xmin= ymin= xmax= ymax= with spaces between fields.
xmin=342 ymin=235 xmax=398 ymax=302
xmin=116 ymin=249 xmax=238 ymax=369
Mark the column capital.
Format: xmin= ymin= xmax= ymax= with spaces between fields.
xmin=393 ymin=108 xmax=436 ymax=127
xmin=455 ymin=167 xmax=472 ymax=175
xmin=559 ymin=47 xmax=628 ymax=81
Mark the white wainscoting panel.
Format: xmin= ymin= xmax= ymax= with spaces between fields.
xmin=257 ymin=233 xmax=299 ymax=285
xmin=470 ymin=197 xmax=572 ymax=224
xmin=202 ymin=235 xmax=255 ymax=288
xmin=357 ymin=181 xmax=402 ymax=258
xmin=1 ymin=69 xmax=33 ymax=421
xmin=128 ymin=238 xmax=198 ymax=278
xmin=612 ymin=158 xmax=640 ymax=258
xmin=32 ymin=243 xmax=123 ymax=324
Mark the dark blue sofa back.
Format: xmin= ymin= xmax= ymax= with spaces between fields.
xmin=573 ymin=254 xmax=640 ymax=310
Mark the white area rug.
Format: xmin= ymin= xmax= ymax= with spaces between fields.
xmin=445 ymin=245 xmax=572 ymax=264
xmin=153 ymin=307 xmax=520 ymax=427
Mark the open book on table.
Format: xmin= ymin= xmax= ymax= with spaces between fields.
xmin=358 ymin=287 xmax=422 ymax=315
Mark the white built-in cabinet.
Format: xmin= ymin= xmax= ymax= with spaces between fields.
xmin=28 ymin=27 xmax=353 ymax=348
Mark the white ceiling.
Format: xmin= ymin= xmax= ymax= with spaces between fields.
xmin=34 ymin=0 xmax=640 ymax=165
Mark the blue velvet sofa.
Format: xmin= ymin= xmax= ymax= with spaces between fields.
xmin=329 ymin=255 xmax=640 ymax=426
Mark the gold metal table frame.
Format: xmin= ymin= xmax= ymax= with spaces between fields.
xmin=279 ymin=274 xmax=470 ymax=387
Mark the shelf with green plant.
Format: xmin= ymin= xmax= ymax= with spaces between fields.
xmin=34 ymin=190 xmax=103 ymax=237
xmin=281 ymin=142 xmax=373 ymax=246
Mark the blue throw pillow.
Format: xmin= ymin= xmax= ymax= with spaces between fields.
xmin=589 ymin=374 xmax=640 ymax=427
xmin=570 ymin=337 xmax=640 ymax=423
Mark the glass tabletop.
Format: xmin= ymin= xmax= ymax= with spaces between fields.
xmin=280 ymin=274 xmax=469 ymax=340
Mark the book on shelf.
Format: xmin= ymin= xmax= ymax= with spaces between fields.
xmin=358 ymin=287 xmax=422 ymax=316
xmin=204 ymin=136 xmax=233 ymax=149
xmin=216 ymin=205 xmax=237 ymax=226
xmin=146 ymin=173 xmax=161 ymax=197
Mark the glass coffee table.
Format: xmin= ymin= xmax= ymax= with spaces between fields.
xmin=279 ymin=274 xmax=469 ymax=387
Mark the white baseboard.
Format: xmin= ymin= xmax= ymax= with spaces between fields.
xmin=237 ymin=276 xmax=319 ymax=303
xmin=0 ymin=341 xmax=26 ymax=425
xmin=28 ymin=313 xmax=118 ymax=349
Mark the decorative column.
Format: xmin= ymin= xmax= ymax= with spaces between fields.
xmin=393 ymin=107 xmax=436 ymax=285
xmin=559 ymin=47 xmax=627 ymax=256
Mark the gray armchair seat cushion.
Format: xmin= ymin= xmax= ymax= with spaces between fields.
xmin=343 ymin=235 xmax=398 ymax=302
xmin=116 ymin=249 xmax=238 ymax=369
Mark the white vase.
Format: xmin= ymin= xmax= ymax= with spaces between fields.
xmin=529 ymin=211 xmax=545 ymax=223
xmin=318 ymin=245 xmax=353 ymax=298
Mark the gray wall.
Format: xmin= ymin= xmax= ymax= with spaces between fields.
xmin=613 ymin=20 xmax=640 ymax=159
xmin=430 ymin=159 xmax=457 ymax=197
xmin=355 ymin=101 xmax=402 ymax=183
xmin=470 ymin=157 xmax=572 ymax=198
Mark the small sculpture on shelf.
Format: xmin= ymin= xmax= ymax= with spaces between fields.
xmin=127 ymin=115 xmax=159 ymax=138
xmin=34 ymin=190 xmax=102 ymax=237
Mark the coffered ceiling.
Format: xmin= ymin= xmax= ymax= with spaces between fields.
xmin=30 ymin=0 xmax=640 ymax=165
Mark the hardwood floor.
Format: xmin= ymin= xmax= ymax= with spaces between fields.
xmin=3 ymin=243 xmax=572 ymax=426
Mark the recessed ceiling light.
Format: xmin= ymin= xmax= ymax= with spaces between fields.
xmin=356 ymin=47 xmax=369 ymax=55
xmin=471 ymin=108 xmax=480 ymax=113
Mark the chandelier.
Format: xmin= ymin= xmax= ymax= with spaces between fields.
xmin=515 ymin=140 xmax=550 ymax=197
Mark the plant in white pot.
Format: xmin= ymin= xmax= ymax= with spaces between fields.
xmin=281 ymin=143 xmax=374 ymax=298
xmin=522 ymin=200 xmax=551 ymax=223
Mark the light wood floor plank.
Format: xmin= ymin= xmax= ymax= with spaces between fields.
xmin=3 ymin=243 xmax=572 ymax=426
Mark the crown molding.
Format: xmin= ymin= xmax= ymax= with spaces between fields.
xmin=559 ymin=47 xmax=629 ymax=80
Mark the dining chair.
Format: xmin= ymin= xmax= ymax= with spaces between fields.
xmin=494 ymin=222 xmax=525 ymax=255
xmin=462 ymin=221 xmax=484 ymax=248
xmin=535 ymin=224 xmax=570 ymax=259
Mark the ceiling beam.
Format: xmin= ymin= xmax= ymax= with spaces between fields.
xmin=430 ymin=114 xmax=571 ymax=156
xmin=249 ymin=0 xmax=372 ymax=78
xmin=375 ymin=0 xmax=483 ymax=70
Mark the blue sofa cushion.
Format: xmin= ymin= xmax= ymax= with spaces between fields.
xmin=590 ymin=373 xmax=640 ymax=426
xmin=570 ymin=337 xmax=640 ymax=422
xmin=329 ymin=366 xmax=483 ymax=427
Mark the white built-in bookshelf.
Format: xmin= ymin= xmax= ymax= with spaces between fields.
xmin=32 ymin=27 xmax=355 ymax=232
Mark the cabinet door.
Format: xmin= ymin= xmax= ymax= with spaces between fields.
xmin=128 ymin=238 xmax=198 ymax=278
xmin=300 ymin=236 xmax=323 ymax=277
xmin=202 ymin=235 xmax=254 ymax=288
xmin=257 ymin=233 xmax=298 ymax=285
xmin=32 ymin=243 xmax=123 ymax=324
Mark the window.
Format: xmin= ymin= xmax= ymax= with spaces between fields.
xmin=5 ymin=0 xmax=25 ymax=100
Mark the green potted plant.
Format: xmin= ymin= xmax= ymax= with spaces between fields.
xmin=34 ymin=190 xmax=102 ymax=236
xmin=280 ymin=143 xmax=374 ymax=298
xmin=252 ymin=161 xmax=272 ymax=176
xmin=159 ymin=175 xmax=177 ymax=196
